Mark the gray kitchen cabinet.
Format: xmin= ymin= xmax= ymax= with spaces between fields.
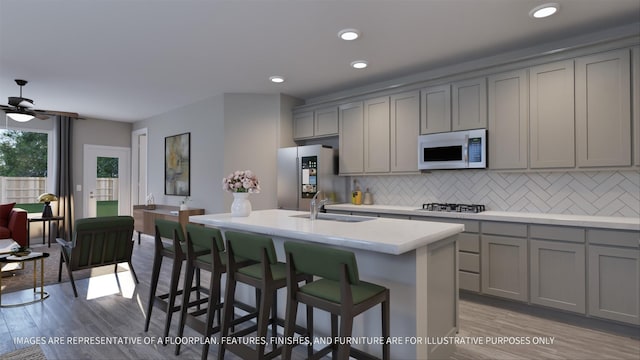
xmin=452 ymin=77 xmax=487 ymax=131
xmin=576 ymin=49 xmax=631 ymax=167
xmin=293 ymin=111 xmax=314 ymax=139
xmin=488 ymin=69 xmax=529 ymax=170
xmin=414 ymin=216 xmax=481 ymax=292
xmin=588 ymin=229 xmax=640 ymax=325
xmin=481 ymin=222 xmax=528 ymax=301
xmin=338 ymin=102 xmax=365 ymax=174
xmin=294 ymin=107 xmax=338 ymax=140
xmin=364 ymin=96 xmax=391 ymax=173
xmin=633 ymin=46 xmax=640 ymax=167
xmin=420 ymin=84 xmax=451 ymax=134
xmin=529 ymin=60 xmax=575 ymax=169
xmin=390 ymin=91 xmax=420 ymax=173
xmin=529 ymin=226 xmax=586 ymax=314
xmin=314 ymin=106 xmax=339 ymax=137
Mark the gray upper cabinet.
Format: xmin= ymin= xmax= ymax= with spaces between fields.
xmin=338 ymin=102 xmax=364 ymax=174
xmin=364 ymin=97 xmax=391 ymax=173
xmin=576 ymin=49 xmax=631 ymax=167
xmin=529 ymin=60 xmax=575 ymax=169
xmin=314 ymin=106 xmax=339 ymax=137
xmin=293 ymin=111 xmax=314 ymax=139
xmin=633 ymin=46 xmax=640 ymax=167
xmin=390 ymin=91 xmax=420 ymax=173
xmin=420 ymin=85 xmax=451 ymax=134
xmin=452 ymin=77 xmax=487 ymax=131
xmin=294 ymin=107 xmax=338 ymax=140
xmin=488 ymin=69 xmax=529 ymax=170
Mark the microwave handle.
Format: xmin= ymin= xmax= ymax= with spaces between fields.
xmin=463 ymin=135 xmax=469 ymax=163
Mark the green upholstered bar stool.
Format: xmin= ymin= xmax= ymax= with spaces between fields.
xmin=144 ymin=219 xmax=191 ymax=342
xmin=282 ymin=241 xmax=390 ymax=360
xmin=218 ymin=231 xmax=313 ymax=360
xmin=174 ymin=223 xmax=226 ymax=358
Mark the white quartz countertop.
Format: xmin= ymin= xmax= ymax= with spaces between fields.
xmin=189 ymin=209 xmax=464 ymax=255
xmin=325 ymin=204 xmax=640 ymax=231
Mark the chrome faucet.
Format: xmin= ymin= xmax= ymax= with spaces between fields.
xmin=310 ymin=190 xmax=327 ymax=220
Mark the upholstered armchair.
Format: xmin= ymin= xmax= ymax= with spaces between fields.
xmin=0 ymin=203 xmax=28 ymax=247
xmin=57 ymin=216 xmax=139 ymax=297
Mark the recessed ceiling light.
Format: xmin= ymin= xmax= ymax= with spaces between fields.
xmin=269 ymin=76 xmax=285 ymax=83
xmin=338 ymin=29 xmax=360 ymax=41
xmin=350 ymin=60 xmax=368 ymax=69
xmin=529 ymin=3 xmax=559 ymax=19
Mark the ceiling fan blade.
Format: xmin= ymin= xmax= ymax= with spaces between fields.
xmin=35 ymin=113 xmax=50 ymax=120
xmin=34 ymin=108 xmax=81 ymax=118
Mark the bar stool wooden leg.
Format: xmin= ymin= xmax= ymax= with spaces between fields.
xmin=175 ymin=264 xmax=195 ymax=355
xmin=163 ymin=257 xmax=184 ymax=343
xmin=144 ymin=249 xmax=163 ymax=332
xmin=200 ymin=269 xmax=222 ymax=360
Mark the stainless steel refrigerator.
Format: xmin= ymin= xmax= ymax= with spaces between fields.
xmin=277 ymin=145 xmax=348 ymax=211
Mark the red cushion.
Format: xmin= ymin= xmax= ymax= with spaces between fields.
xmin=0 ymin=227 xmax=9 ymax=238
xmin=0 ymin=203 xmax=16 ymax=227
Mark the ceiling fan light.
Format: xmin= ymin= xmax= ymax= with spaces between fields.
xmin=6 ymin=112 xmax=35 ymax=122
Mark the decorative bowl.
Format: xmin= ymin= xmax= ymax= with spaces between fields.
xmin=11 ymin=248 xmax=31 ymax=257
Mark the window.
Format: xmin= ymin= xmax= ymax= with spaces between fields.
xmin=0 ymin=128 xmax=53 ymax=213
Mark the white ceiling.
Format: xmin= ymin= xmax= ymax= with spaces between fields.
xmin=1 ymin=0 xmax=639 ymax=123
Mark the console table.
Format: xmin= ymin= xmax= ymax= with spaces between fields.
xmin=132 ymin=205 xmax=204 ymax=244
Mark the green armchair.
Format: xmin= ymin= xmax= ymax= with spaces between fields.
xmin=57 ymin=216 xmax=139 ymax=297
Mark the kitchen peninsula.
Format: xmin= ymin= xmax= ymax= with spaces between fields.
xmin=190 ymin=209 xmax=464 ymax=359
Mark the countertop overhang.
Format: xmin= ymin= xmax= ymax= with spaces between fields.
xmin=189 ymin=209 xmax=464 ymax=255
xmin=325 ymin=204 xmax=640 ymax=231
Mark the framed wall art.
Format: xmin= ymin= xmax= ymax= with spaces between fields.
xmin=165 ymin=132 xmax=190 ymax=196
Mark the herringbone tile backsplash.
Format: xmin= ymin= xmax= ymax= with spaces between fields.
xmin=353 ymin=170 xmax=640 ymax=217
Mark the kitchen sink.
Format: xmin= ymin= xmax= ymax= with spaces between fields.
xmin=290 ymin=213 xmax=376 ymax=223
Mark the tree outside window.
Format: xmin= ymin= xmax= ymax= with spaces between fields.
xmin=0 ymin=129 xmax=48 ymax=212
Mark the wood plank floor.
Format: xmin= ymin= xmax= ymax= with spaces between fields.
xmin=0 ymin=235 xmax=637 ymax=359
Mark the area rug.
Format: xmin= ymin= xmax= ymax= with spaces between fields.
xmin=0 ymin=345 xmax=46 ymax=360
xmin=1 ymin=244 xmax=127 ymax=294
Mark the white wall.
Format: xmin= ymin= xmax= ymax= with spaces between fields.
xmin=134 ymin=93 xmax=298 ymax=214
xmin=134 ymin=94 xmax=226 ymax=214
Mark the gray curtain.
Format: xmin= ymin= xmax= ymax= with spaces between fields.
xmin=55 ymin=115 xmax=74 ymax=239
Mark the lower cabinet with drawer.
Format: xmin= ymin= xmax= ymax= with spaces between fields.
xmin=587 ymin=229 xmax=640 ymax=325
xmin=413 ymin=216 xmax=482 ymax=292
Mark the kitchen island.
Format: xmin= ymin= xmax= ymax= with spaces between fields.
xmin=190 ymin=209 xmax=464 ymax=359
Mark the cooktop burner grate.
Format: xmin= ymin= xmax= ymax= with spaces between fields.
xmin=421 ymin=203 xmax=486 ymax=213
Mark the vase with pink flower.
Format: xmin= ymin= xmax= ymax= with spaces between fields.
xmin=222 ymin=170 xmax=260 ymax=217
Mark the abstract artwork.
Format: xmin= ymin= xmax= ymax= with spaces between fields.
xmin=165 ymin=132 xmax=190 ymax=196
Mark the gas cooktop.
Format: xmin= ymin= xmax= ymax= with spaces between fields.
xmin=421 ymin=203 xmax=486 ymax=213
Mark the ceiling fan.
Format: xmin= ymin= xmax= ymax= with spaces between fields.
xmin=0 ymin=79 xmax=79 ymax=121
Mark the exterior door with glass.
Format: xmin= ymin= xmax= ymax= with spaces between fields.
xmin=83 ymin=145 xmax=131 ymax=218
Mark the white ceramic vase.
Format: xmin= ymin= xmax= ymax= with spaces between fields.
xmin=231 ymin=192 xmax=252 ymax=217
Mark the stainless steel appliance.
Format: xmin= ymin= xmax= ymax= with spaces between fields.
xmin=277 ymin=145 xmax=348 ymax=211
xmin=418 ymin=129 xmax=487 ymax=170
xmin=420 ymin=203 xmax=486 ymax=213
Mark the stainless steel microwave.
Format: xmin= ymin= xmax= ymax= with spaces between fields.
xmin=418 ymin=129 xmax=487 ymax=170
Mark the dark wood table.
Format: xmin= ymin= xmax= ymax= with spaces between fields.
xmin=27 ymin=216 xmax=64 ymax=247
xmin=0 ymin=252 xmax=50 ymax=307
